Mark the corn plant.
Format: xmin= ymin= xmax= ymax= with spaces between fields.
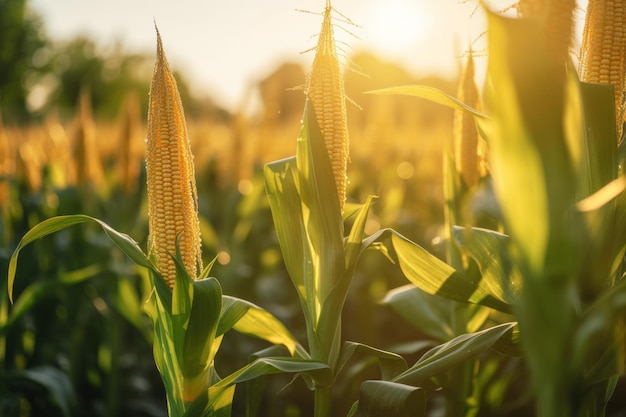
xmin=264 ymin=3 xmax=518 ymax=417
xmin=364 ymin=3 xmax=626 ymax=417
xmin=7 ymin=28 xmax=331 ymax=417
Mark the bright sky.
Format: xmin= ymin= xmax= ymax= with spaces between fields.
xmin=28 ymin=0 xmax=587 ymax=112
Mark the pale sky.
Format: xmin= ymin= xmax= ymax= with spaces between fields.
xmin=28 ymin=0 xmax=587 ymax=112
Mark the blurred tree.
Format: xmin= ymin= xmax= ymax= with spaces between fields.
xmin=0 ymin=0 xmax=48 ymax=123
xmin=33 ymin=36 xmax=227 ymax=122
xmin=46 ymin=37 xmax=153 ymax=121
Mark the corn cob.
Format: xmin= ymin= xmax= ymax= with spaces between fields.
xmin=518 ymin=0 xmax=576 ymax=69
xmin=544 ymin=0 xmax=576 ymax=68
xmin=579 ymin=0 xmax=626 ymax=141
xmin=517 ymin=0 xmax=546 ymax=17
xmin=146 ymin=29 xmax=202 ymax=288
xmin=306 ymin=0 xmax=349 ymax=211
xmin=453 ymin=51 xmax=483 ymax=189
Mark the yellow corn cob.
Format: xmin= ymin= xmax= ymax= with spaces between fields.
xmin=146 ymin=29 xmax=202 ymax=288
xmin=579 ymin=0 xmax=626 ymax=141
xmin=518 ymin=0 xmax=576 ymax=69
xmin=545 ymin=0 xmax=576 ymax=67
xmin=517 ymin=0 xmax=546 ymax=17
xmin=306 ymin=0 xmax=349 ymax=211
xmin=453 ymin=51 xmax=483 ymax=189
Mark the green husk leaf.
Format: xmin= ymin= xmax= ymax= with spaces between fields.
xmin=295 ymin=99 xmax=345 ymax=309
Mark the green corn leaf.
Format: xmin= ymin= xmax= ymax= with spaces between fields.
xmin=367 ymin=85 xmax=487 ymax=119
xmin=367 ymin=85 xmax=491 ymax=141
xmin=264 ymin=157 xmax=313 ymax=314
xmin=182 ymin=278 xmax=222 ymax=379
xmin=351 ymin=381 xmax=426 ymax=417
xmin=149 ymin=294 xmax=185 ymax=416
xmin=295 ymin=99 xmax=346 ymax=312
xmin=452 ymin=226 xmax=522 ymax=306
xmin=4 ymin=366 xmax=77 ymax=417
xmin=336 ymin=341 xmax=408 ymax=382
xmin=576 ymin=81 xmax=619 ymax=198
xmin=190 ymin=356 xmax=332 ymax=415
xmin=483 ymin=10 xmax=579 ymax=281
xmin=8 ymin=214 xmax=157 ymax=302
xmin=345 ymin=195 xmax=377 ymax=269
xmin=213 ymin=356 xmax=332 ymax=391
xmin=390 ymin=230 xmax=511 ymax=312
xmin=182 ymin=384 xmax=235 ymax=417
xmin=382 ymin=284 xmax=456 ymax=341
xmin=2 ymin=264 xmax=102 ymax=334
xmin=392 ymin=322 xmax=517 ymax=386
xmin=219 ymin=295 xmax=304 ymax=357
xmin=114 ymin=277 xmax=149 ymax=339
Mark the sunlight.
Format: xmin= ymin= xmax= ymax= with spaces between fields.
xmin=363 ymin=0 xmax=432 ymax=54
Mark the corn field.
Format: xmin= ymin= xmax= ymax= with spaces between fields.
xmin=2 ymin=1 xmax=626 ymax=417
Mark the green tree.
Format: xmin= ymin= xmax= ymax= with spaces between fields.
xmin=0 ymin=0 xmax=48 ymax=122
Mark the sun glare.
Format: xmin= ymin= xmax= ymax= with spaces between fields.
xmin=363 ymin=0 xmax=432 ymax=55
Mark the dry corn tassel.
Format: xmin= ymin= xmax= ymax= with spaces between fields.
xmin=146 ymin=29 xmax=202 ymax=289
xmin=306 ymin=0 xmax=349 ymax=211
xmin=119 ymin=91 xmax=142 ymax=194
xmin=453 ymin=51 xmax=483 ymax=189
xmin=579 ymin=0 xmax=626 ymax=141
xmin=75 ymin=87 xmax=103 ymax=187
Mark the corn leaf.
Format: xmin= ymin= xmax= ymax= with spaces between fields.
xmin=182 ymin=385 xmax=235 ymax=417
xmin=382 ymin=284 xmax=456 ymax=341
xmin=149 ymin=289 xmax=185 ymax=416
xmin=336 ymin=341 xmax=408 ymax=382
xmin=264 ymin=158 xmax=313 ymax=317
xmin=367 ymin=85 xmax=487 ymax=119
xmin=4 ymin=366 xmax=77 ymax=417
xmin=389 ymin=230 xmax=511 ymax=313
xmin=182 ymin=278 xmax=222 ymax=379
xmin=219 ymin=295 xmax=304 ymax=357
xmin=452 ymin=226 xmax=522 ymax=306
xmin=295 ymin=99 xmax=345 ymax=310
xmin=194 ymin=356 xmax=333 ymax=413
xmin=1 ymin=264 xmax=102 ymax=334
xmin=367 ymin=85 xmax=491 ymax=141
xmin=577 ymin=81 xmax=619 ymax=197
xmin=8 ymin=214 xmax=156 ymax=302
xmin=482 ymin=11 xmax=583 ymax=416
xmin=392 ymin=322 xmax=517 ymax=386
xmin=213 ymin=356 xmax=332 ymax=390
xmin=351 ymin=381 xmax=426 ymax=417
xmin=345 ymin=195 xmax=377 ymax=269
xmin=483 ymin=11 xmax=579 ymax=281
